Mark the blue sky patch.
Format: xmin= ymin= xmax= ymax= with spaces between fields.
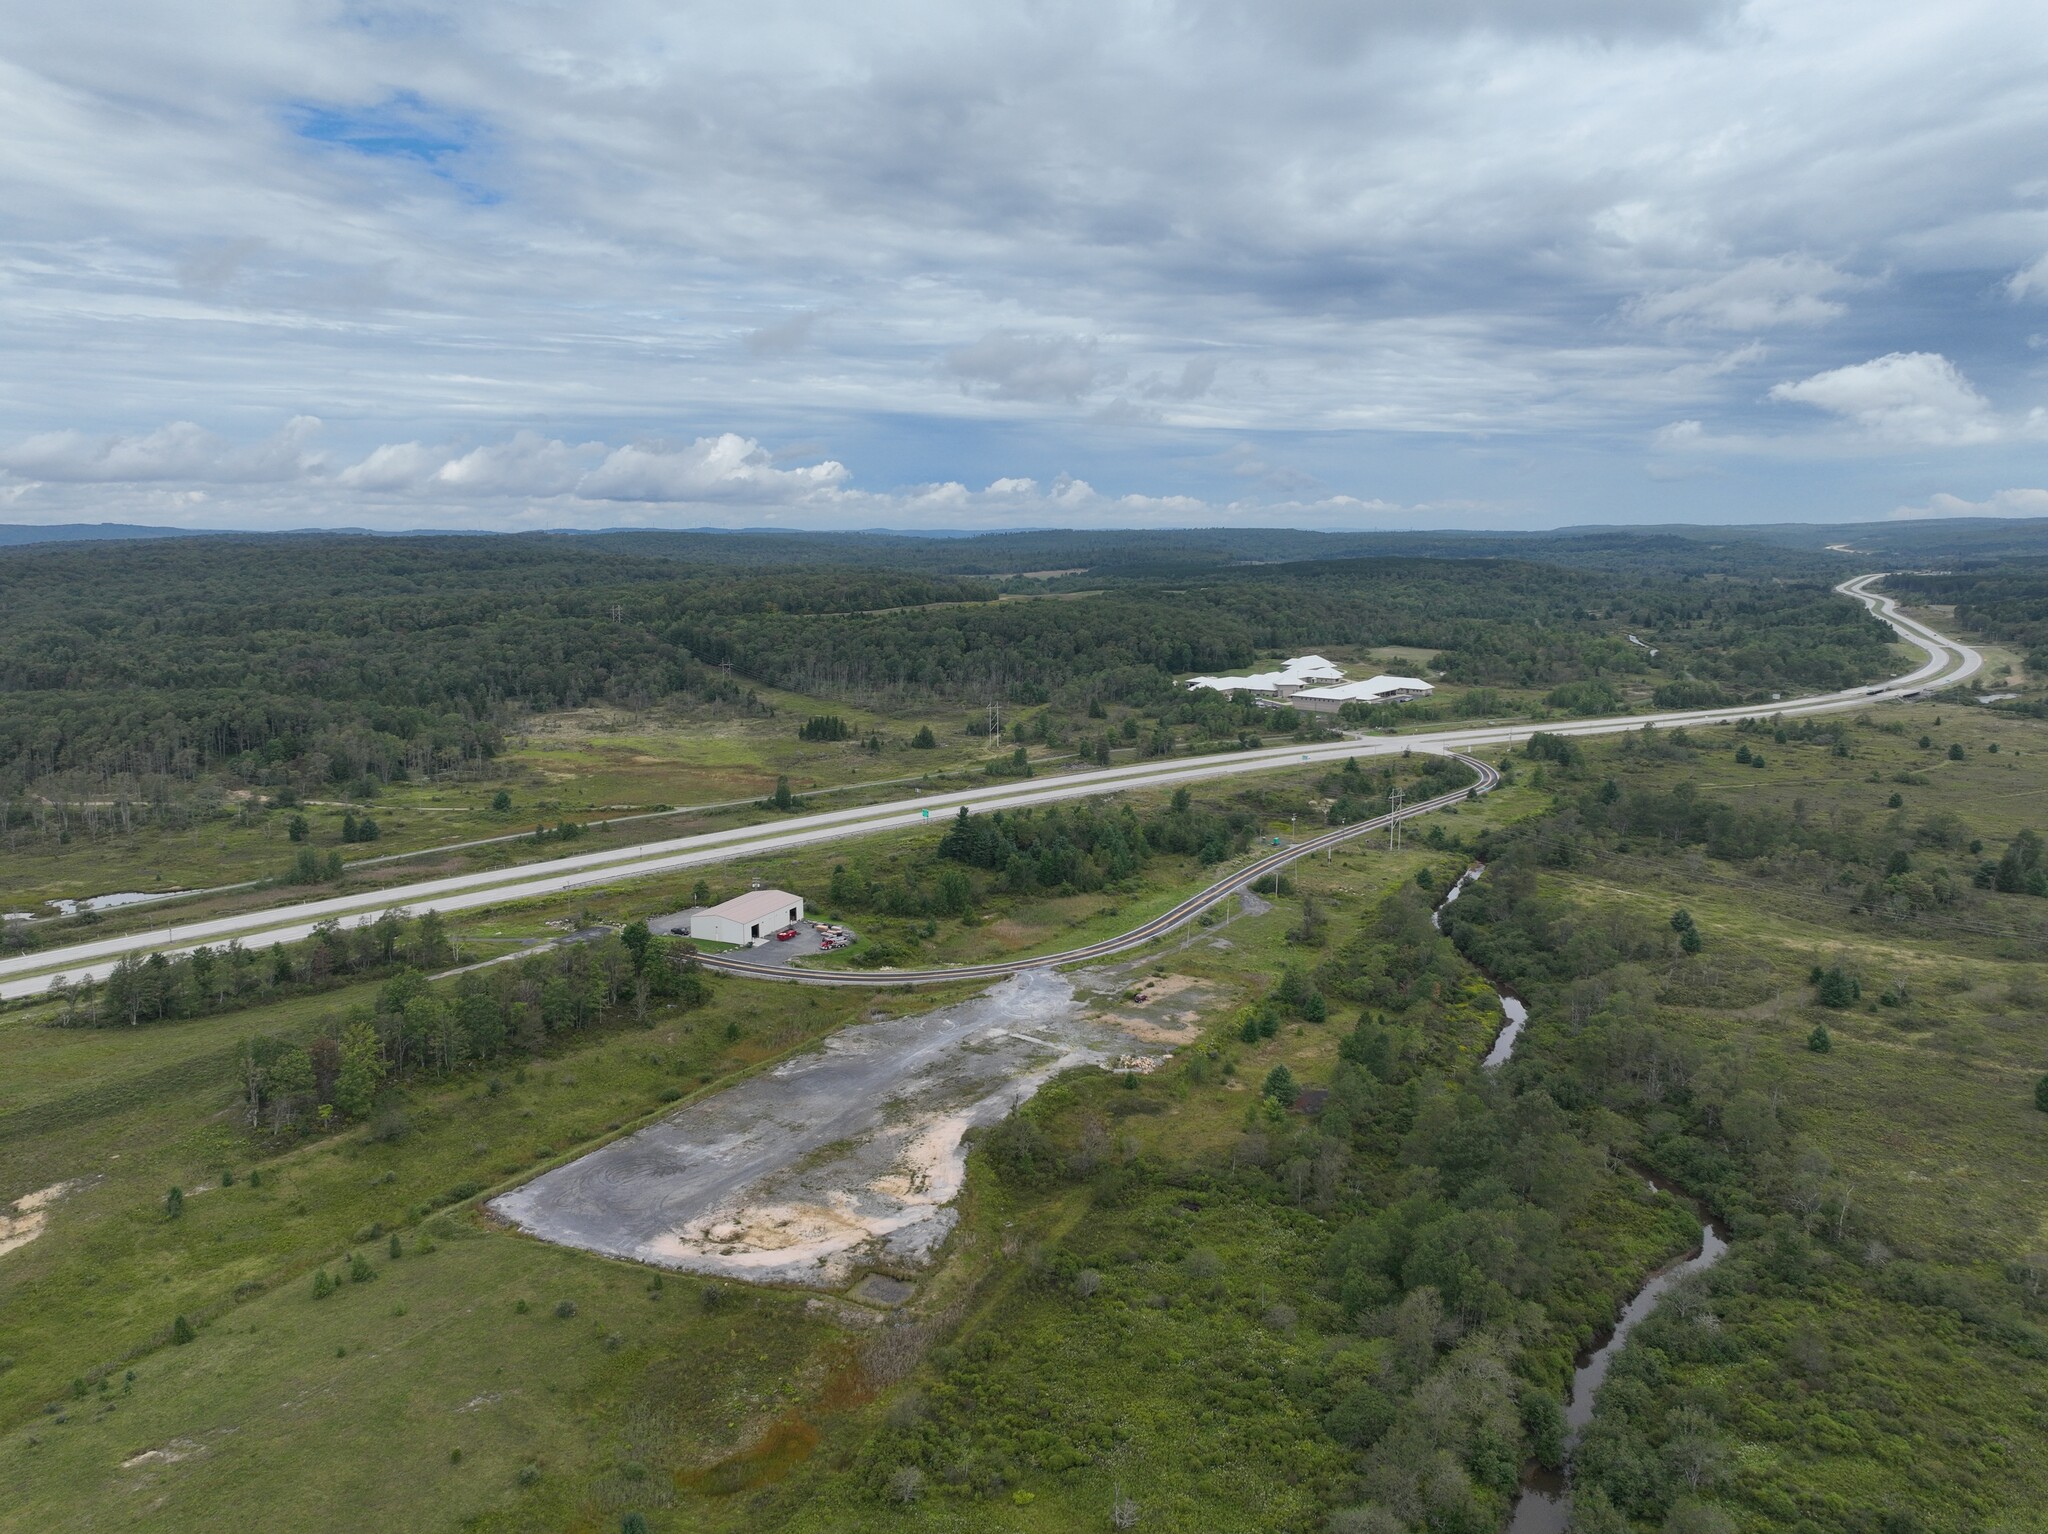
xmin=286 ymin=92 xmax=500 ymax=202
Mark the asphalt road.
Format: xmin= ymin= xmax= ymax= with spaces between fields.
xmin=0 ymin=574 xmax=1979 ymax=1001
xmin=696 ymin=753 xmax=1500 ymax=986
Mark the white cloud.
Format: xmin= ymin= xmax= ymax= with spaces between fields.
xmin=946 ymin=334 xmax=1118 ymax=404
xmin=1629 ymin=256 xmax=1857 ymax=332
xmin=1768 ymin=352 xmax=2000 ymax=446
xmin=336 ymin=441 xmax=455 ymax=493
xmin=332 ymin=431 xmax=845 ymax=502
xmin=574 ymin=434 xmax=850 ymax=503
xmin=2008 ymin=253 xmax=2048 ymax=300
xmin=430 ymin=433 xmax=594 ymax=496
xmin=1894 ymin=487 xmax=2048 ymax=519
xmin=0 ymin=416 xmax=1489 ymax=529
xmin=0 ymin=416 xmax=324 ymax=483
xmin=3 ymin=3 xmax=2048 ymax=526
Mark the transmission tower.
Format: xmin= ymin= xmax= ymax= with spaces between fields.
xmin=1387 ymin=787 xmax=1405 ymax=851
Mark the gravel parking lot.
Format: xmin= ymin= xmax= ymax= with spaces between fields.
xmin=489 ymin=969 xmax=1159 ymax=1287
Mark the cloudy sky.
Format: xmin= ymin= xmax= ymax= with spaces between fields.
xmin=4 ymin=0 xmax=2047 ymax=532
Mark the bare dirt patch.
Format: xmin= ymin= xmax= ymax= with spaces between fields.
xmin=1091 ymin=971 xmax=1220 ymax=1046
xmin=121 ymin=1438 xmax=205 ymax=1471
xmin=0 ymin=1178 xmax=81 ymax=1259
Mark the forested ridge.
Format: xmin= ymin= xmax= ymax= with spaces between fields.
xmin=0 ymin=534 xmax=1891 ymax=797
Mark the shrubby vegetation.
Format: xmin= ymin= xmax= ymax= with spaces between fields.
xmin=1485 ymin=719 xmax=2047 ymax=925
xmin=236 ymin=924 xmax=710 ymax=1135
xmin=1419 ymin=788 xmax=2048 ymax=1530
xmin=938 ymin=786 xmax=1254 ymax=889
xmin=1888 ymin=560 xmax=2048 ymax=673
xmin=40 ymin=905 xmax=712 ymax=1138
xmin=813 ymin=856 xmax=1690 ymax=1532
xmin=45 ymin=908 xmax=455 ymax=1026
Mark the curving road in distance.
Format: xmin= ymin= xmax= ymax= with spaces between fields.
xmin=0 ymin=574 xmax=1979 ymax=1001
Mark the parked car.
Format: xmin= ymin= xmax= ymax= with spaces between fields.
xmin=775 ymin=925 xmax=799 ymax=941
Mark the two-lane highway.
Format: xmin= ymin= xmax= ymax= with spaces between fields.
xmin=0 ymin=574 xmax=1979 ymax=1001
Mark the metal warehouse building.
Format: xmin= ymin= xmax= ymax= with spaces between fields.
xmin=688 ymin=889 xmax=805 ymax=945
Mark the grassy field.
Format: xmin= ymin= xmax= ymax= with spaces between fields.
xmin=1456 ymin=696 xmax=2048 ymax=1531
xmin=0 ymin=753 xmax=1539 ymax=1533
xmin=0 ymin=681 xmax=1059 ymax=915
xmin=1542 ymin=705 xmax=2048 ymax=1267
xmin=16 ymin=690 xmax=2045 ymax=1533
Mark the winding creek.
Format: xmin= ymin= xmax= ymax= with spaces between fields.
xmin=1433 ymin=866 xmax=1731 ymax=1532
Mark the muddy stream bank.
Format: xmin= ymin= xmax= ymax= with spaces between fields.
xmin=1433 ymin=867 xmax=1731 ymax=1533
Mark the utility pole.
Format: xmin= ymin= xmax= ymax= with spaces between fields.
xmin=1388 ymin=787 xmax=1405 ymax=851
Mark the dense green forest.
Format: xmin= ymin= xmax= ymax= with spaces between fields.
xmin=677 ymin=557 xmax=1888 ymax=705
xmin=1887 ymin=560 xmax=2048 ymax=674
xmin=0 ymin=534 xmax=1892 ymax=804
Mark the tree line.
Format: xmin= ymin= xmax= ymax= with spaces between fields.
xmin=1 ymin=536 xmax=1894 ymax=804
xmin=236 ymin=922 xmax=709 ymax=1134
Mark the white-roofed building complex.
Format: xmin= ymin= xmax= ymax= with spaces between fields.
xmin=1183 ymin=655 xmax=1346 ymax=697
xmin=1285 ymin=676 xmax=1434 ymax=715
xmin=1184 ymin=654 xmax=1434 ymax=714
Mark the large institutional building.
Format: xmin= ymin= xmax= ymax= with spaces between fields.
xmin=1184 ymin=655 xmax=1434 ymax=713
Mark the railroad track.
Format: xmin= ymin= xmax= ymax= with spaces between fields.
xmin=696 ymin=751 xmax=1500 ymax=987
